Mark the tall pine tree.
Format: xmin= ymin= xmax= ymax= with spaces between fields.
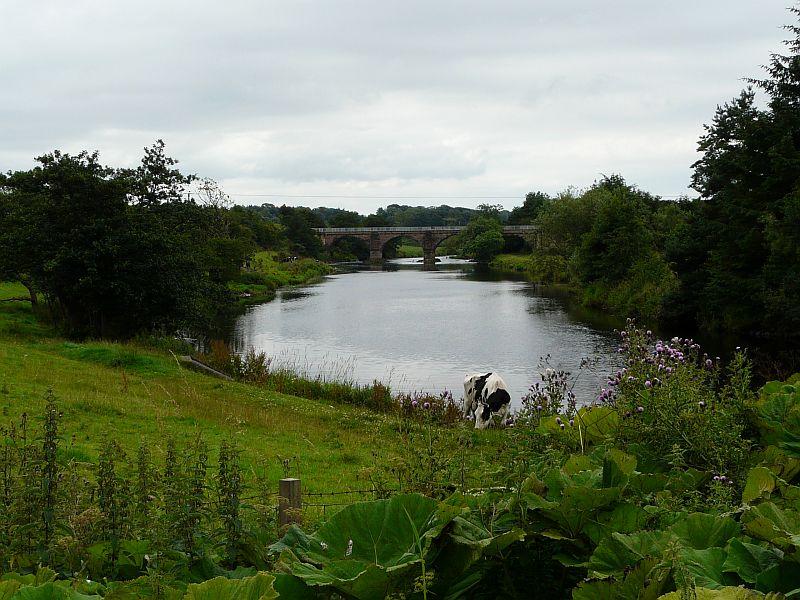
xmin=677 ymin=6 xmax=800 ymax=335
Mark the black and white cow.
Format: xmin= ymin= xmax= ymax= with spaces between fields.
xmin=463 ymin=372 xmax=511 ymax=429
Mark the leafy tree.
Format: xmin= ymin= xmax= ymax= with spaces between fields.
xmin=125 ymin=139 xmax=194 ymax=207
xmin=456 ymin=216 xmax=505 ymax=263
xmin=228 ymin=206 xmax=286 ymax=250
xmin=529 ymin=176 xmax=680 ymax=321
xmin=508 ymin=192 xmax=550 ymax=225
xmin=476 ymin=203 xmax=506 ymax=220
xmin=576 ymin=184 xmax=653 ymax=285
xmin=277 ymin=206 xmax=324 ymax=257
xmin=362 ymin=213 xmax=392 ymax=227
xmin=0 ymin=148 xmax=230 ymax=337
xmin=675 ymin=7 xmax=800 ymax=334
xmin=326 ymin=210 xmax=363 ymax=228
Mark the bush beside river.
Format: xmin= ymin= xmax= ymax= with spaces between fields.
xmin=229 ymin=251 xmax=333 ymax=305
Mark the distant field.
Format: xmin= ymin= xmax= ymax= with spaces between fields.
xmin=396 ymin=243 xmax=423 ymax=258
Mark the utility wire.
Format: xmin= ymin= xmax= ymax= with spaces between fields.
xmin=228 ymin=193 xmax=521 ymax=199
xmin=228 ymin=193 xmax=689 ymax=199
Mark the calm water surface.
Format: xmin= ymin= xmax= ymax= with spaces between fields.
xmin=230 ymin=258 xmax=622 ymax=408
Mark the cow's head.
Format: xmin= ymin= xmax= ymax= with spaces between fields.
xmin=474 ymin=402 xmax=492 ymax=429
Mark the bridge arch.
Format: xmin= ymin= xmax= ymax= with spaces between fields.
xmin=315 ymin=225 xmax=537 ymax=268
xmin=324 ymin=234 xmax=370 ymax=262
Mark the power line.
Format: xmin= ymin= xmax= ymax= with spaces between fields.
xmin=228 ymin=193 xmax=690 ymax=199
xmin=228 ymin=193 xmax=521 ymax=199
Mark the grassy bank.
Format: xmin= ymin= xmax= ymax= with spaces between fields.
xmin=0 ymin=281 xmax=500 ymax=496
xmin=489 ymin=252 xmax=679 ymax=324
xmin=489 ymin=252 xmax=571 ymax=283
xmin=395 ymin=243 xmax=423 ymax=258
xmin=229 ymin=251 xmax=333 ymax=304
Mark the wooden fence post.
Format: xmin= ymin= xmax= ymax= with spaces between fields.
xmin=279 ymin=477 xmax=302 ymax=527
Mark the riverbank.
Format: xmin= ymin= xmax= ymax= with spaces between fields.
xmin=489 ymin=252 xmax=571 ymax=284
xmin=489 ymin=252 xmax=672 ymax=324
xmin=229 ymin=251 xmax=333 ymax=305
xmin=0 ymin=281 xmax=503 ymax=495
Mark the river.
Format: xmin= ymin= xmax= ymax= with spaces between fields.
xmin=228 ymin=258 xmax=623 ymax=408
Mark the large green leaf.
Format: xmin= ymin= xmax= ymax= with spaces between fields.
xmin=722 ymin=538 xmax=783 ymax=584
xmin=0 ymin=582 xmax=21 ymax=600
xmin=577 ymin=406 xmax=620 ymax=443
xmin=756 ymin=380 xmax=800 ymax=447
xmin=758 ymin=446 xmax=800 ymax=482
xmin=10 ymin=583 xmax=101 ymax=600
xmin=584 ymin=503 xmax=651 ymax=545
xmin=588 ymin=531 xmax=676 ymax=577
xmin=270 ymin=574 xmax=316 ymax=599
xmin=628 ymin=472 xmax=670 ymax=495
xmin=540 ymin=486 xmax=621 ymax=538
xmin=1 ymin=570 xmax=57 ymax=587
xmin=679 ymin=547 xmax=738 ymax=589
xmin=573 ymin=558 xmax=667 ymax=600
xmin=271 ymin=493 xmax=501 ymax=600
xmin=563 ymin=454 xmax=594 ymax=475
xmin=183 ymin=573 xmax=276 ymax=600
xmin=601 ymin=448 xmax=637 ymax=489
xmin=741 ymin=503 xmax=800 ymax=551
xmin=743 ymin=467 xmax=778 ymax=504
xmin=754 ymin=561 xmax=800 ymax=595
xmin=669 ymin=513 xmax=741 ymax=550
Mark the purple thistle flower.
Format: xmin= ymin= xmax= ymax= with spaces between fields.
xmin=423 ymin=402 xmax=430 ymax=409
xmin=645 ymin=380 xmax=652 ymax=389
xmin=705 ymin=359 xmax=713 ymax=368
xmin=636 ymin=406 xmax=644 ymax=413
xmin=569 ymin=419 xmax=574 ymax=426
xmin=411 ymin=400 xmax=418 ymax=407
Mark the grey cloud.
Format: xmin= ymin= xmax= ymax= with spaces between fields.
xmin=0 ymin=0 xmax=792 ymax=209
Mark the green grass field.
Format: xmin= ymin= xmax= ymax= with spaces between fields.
xmin=0 ymin=281 xmax=501 ymax=500
xmin=396 ymin=244 xmax=423 ymax=258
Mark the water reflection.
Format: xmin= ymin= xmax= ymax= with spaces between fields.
xmin=230 ymin=258 xmax=623 ymax=407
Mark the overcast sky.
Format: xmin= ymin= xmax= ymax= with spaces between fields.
xmin=0 ymin=1 xmax=792 ymax=213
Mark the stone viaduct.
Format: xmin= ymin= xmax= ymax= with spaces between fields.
xmin=314 ymin=225 xmax=538 ymax=268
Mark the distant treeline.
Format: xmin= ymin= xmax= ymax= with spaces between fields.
xmin=2 ymin=11 xmax=798 ymax=342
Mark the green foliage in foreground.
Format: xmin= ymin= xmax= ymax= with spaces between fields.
xmin=3 ymin=313 xmax=800 ymax=597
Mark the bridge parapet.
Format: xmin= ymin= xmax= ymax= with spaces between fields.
xmin=314 ymin=225 xmax=537 ymax=267
xmin=313 ymin=225 xmax=537 ymax=234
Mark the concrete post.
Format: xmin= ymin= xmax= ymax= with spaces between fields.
xmin=279 ymin=477 xmax=302 ymax=527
